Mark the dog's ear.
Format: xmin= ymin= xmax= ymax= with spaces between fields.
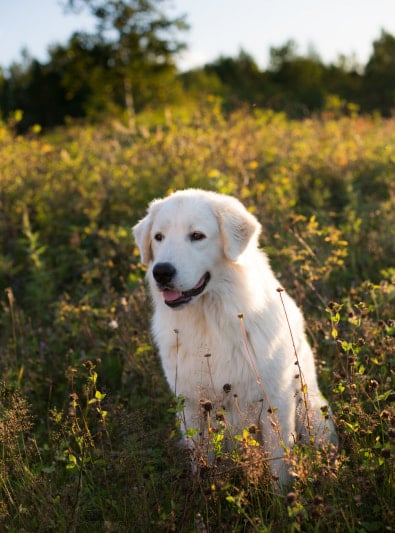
xmin=214 ymin=197 xmax=261 ymax=261
xmin=132 ymin=214 xmax=152 ymax=265
xmin=132 ymin=200 xmax=162 ymax=265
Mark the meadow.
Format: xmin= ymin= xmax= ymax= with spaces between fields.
xmin=0 ymin=104 xmax=394 ymax=531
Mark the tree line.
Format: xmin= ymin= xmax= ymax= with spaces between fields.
xmin=0 ymin=0 xmax=394 ymax=131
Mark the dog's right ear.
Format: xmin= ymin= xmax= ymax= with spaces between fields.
xmin=132 ymin=214 xmax=152 ymax=265
xmin=132 ymin=200 xmax=162 ymax=265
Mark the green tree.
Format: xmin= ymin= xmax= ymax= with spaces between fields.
xmin=364 ymin=30 xmax=395 ymax=115
xmin=2 ymin=51 xmax=88 ymax=130
xmin=65 ymin=0 xmax=188 ymax=128
xmin=180 ymin=67 xmax=224 ymax=102
xmin=323 ymin=55 xmax=363 ymax=113
xmin=268 ymin=42 xmax=326 ymax=115
xmin=203 ymin=50 xmax=267 ymax=108
xmin=48 ymin=33 xmax=116 ymax=120
xmin=268 ymin=39 xmax=298 ymax=71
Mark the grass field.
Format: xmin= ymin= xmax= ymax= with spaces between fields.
xmin=1 ymin=105 xmax=394 ymax=531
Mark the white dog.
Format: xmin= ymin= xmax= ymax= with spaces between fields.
xmin=133 ymin=189 xmax=338 ymax=483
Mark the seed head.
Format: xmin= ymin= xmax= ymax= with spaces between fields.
xmin=199 ymin=399 xmax=213 ymax=412
xmin=313 ymin=495 xmax=324 ymax=506
xmin=223 ymin=383 xmax=232 ymax=393
xmin=381 ymin=448 xmax=391 ymax=459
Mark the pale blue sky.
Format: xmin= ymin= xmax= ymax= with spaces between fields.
xmin=1 ymin=0 xmax=395 ymax=70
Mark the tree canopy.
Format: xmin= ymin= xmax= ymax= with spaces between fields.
xmin=63 ymin=0 xmax=188 ymax=127
xmin=1 ymin=16 xmax=394 ymax=131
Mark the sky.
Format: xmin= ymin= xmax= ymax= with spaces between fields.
xmin=1 ymin=0 xmax=395 ymax=71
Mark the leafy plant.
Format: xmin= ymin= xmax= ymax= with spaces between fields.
xmin=0 ymin=109 xmax=394 ymax=531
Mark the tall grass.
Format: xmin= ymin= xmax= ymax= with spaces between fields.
xmin=0 ymin=106 xmax=394 ymax=531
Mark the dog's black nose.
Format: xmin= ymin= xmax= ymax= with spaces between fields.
xmin=153 ymin=262 xmax=176 ymax=285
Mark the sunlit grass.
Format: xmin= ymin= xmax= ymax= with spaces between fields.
xmin=0 ymin=106 xmax=394 ymax=530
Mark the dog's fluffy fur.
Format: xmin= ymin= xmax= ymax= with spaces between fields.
xmin=133 ymin=189 xmax=338 ymax=483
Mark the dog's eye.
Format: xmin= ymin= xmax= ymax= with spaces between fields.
xmin=154 ymin=233 xmax=164 ymax=242
xmin=190 ymin=231 xmax=206 ymax=242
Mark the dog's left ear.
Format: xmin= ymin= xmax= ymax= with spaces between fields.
xmin=214 ymin=197 xmax=261 ymax=261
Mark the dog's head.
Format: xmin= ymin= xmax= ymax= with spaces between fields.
xmin=132 ymin=189 xmax=261 ymax=308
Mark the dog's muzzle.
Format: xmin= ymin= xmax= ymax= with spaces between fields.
xmin=152 ymin=263 xmax=210 ymax=308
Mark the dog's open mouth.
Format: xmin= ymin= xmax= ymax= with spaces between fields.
xmin=162 ymin=272 xmax=210 ymax=308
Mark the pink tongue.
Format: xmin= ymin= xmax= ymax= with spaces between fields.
xmin=163 ymin=290 xmax=182 ymax=302
xmin=162 ymin=275 xmax=206 ymax=303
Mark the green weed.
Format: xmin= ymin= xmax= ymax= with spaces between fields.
xmin=0 ymin=108 xmax=393 ymax=531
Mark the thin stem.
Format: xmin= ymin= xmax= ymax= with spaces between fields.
xmin=5 ymin=288 xmax=18 ymax=367
xmin=237 ymin=313 xmax=281 ymax=439
xmin=174 ymin=329 xmax=179 ymax=396
xmin=277 ymin=288 xmax=312 ymax=438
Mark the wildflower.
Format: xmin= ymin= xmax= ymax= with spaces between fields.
xmin=108 ymin=319 xmax=119 ymax=329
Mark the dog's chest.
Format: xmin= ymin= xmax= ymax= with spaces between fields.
xmin=157 ymin=316 xmax=263 ymax=404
